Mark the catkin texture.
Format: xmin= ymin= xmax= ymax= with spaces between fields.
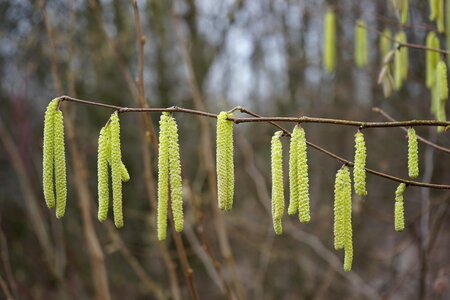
xmin=426 ymin=32 xmax=440 ymax=89
xmin=380 ymin=29 xmax=392 ymax=62
xmin=120 ymin=162 xmax=130 ymax=182
xmin=354 ymin=20 xmax=368 ymax=68
xmin=394 ymin=183 xmax=406 ymax=232
xmin=110 ymin=112 xmax=123 ymax=229
xmin=430 ymin=0 xmax=438 ymax=20
xmin=97 ymin=126 xmax=109 ymax=222
xmin=353 ymin=131 xmax=367 ymax=197
xmin=54 ymin=110 xmax=67 ymax=219
xmin=334 ymin=167 xmax=346 ymax=250
xmin=167 ymin=115 xmax=184 ymax=232
xmin=288 ymin=126 xmax=300 ymax=216
xmin=43 ymin=99 xmax=59 ymax=209
xmin=158 ymin=113 xmax=170 ymax=240
xmin=324 ymin=9 xmax=336 ymax=73
xmin=271 ymin=131 xmax=285 ymax=235
xmin=437 ymin=61 xmax=448 ymax=101
xmin=341 ymin=167 xmax=353 ymax=271
xmin=297 ymin=127 xmax=310 ymax=224
xmin=407 ymin=128 xmax=419 ymax=179
xmin=437 ymin=0 xmax=445 ymax=33
xmin=216 ymin=111 xmax=234 ymax=211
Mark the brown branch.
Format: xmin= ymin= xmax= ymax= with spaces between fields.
xmin=372 ymin=107 xmax=450 ymax=154
xmin=56 ymin=95 xmax=450 ymax=190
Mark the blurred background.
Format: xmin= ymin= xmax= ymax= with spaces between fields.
xmin=0 ymin=0 xmax=449 ymax=299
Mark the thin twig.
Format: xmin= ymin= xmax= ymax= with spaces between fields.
xmin=57 ymin=95 xmax=450 ymax=189
xmin=372 ymin=107 xmax=450 ymax=154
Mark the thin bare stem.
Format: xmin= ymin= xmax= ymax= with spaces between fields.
xmin=372 ymin=107 xmax=450 ymax=154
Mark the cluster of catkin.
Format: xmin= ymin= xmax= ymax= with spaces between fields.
xmin=157 ymin=113 xmax=184 ymax=240
xmin=43 ymin=98 xmax=67 ymax=219
xmin=97 ymin=112 xmax=129 ymax=228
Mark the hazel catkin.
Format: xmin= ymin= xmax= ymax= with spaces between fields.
xmin=271 ymin=131 xmax=285 ymax=235
xmin=43 ymin=98 xmax=59 ymax=209
xmin=288 ymin=126 xmax=300 ymax=216
xmin=437 ymin=0 xmax=445 ymax=33
xmin=296 ymin=126 xmax=310 ymax=223
xmin=394 ymin=31 xmax=408 ymax=90
xmin=353 ymin=131 xmax=367 ymax=197
xmin=380 ymin=29 xmax=392 ymax=63
xmin=324 ymin=8 xmax=336 ymax=73
xmin=334 ymin=167 xmax=346 ymax=250
xmin=157 ymin=113 xmax=170 ymax=240
xmin=216 ymin=111 xmax=234 ymax=211
xmin=97 ymin=126 xmax=109 ymax=222
xmin=110 ymin=112 xmax=123 ymax=229
xmin=426 ymin=32 xmax=440 ymax=89
xmin=354 ymin=19 xmax=368 ymax=68
xmin=430 ymin=0 xmax=438 ymax=20
xmin=167 ymin=115 xmax=184 ymax=233
xmin=407 ymin=128 xmax=419 ymax=179
xmin=394 ymin=183 xmax=406 ymax=232
xmin=54 ymin=110 xmax=67 ymax=219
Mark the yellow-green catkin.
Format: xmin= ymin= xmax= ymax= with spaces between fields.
xmin=394 ymin=183 xmax=406 ymax=232
xmin=334 ymin=167 xmax=346 ymax=250
xmin=426 ymin=32 xmax=440 ymax=89
xmin=121 ymin=162 xmax=130 ymax=182
xmin=157 ymin=113 xmax=170 ymax=240
xmin=43 ymin=99 xmax=59 ymax=209
xmin=446 ymin=0 xmax=450 ymax=66
xmin=394 ymin=31 xmax=408 ymax=90
xmin=430 ymin=0 xmax=438 ymax=20
xmin=436 ymin=61 xmax=448 ymax=132
xmin=380 ymin=29 xmax=392 ymax=63
xmin=167 ymin=115 xmax=184 ymax=232
xmin=407 ymin=128 xmax=419 ymax=179
xmin=288 ymin=127 xmax=300 ymax=216
xmin=110 ymin=112 xmax=123 ymax=229
xmin=401 ymin=0 xmax=408 ymax=24
xmin=354 ymin=19 xmax=368 ymax=68
xmin=324 ymin=8 xmax=336 ymax=73
xmin=297 ymin=127 xmax=310 ymax=223
xmin=271 ymin=131 xmax=285 ymax=235
xmin=54 ymin=110 xmax=67 ymax=219
xmin=353 ymin=131 xmax=367 ymax=197
xmin=216 ymin=111 xmax=234 ymax=211
xmin=97 ymin=126 xmax=109 ymax=222
xmin=437 ymin=0 xmax=445 ymax=33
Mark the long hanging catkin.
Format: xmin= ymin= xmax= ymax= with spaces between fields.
xmin=271 ymin=131 xmax=285 ymax=235
xmin=54 ymin=109 xmax=67 ymax=219
xmin=401 ymin=0 xmax=408 ymax=25
xmin=394 ymin=183 xmax=406 ymax=232
xmin=430 ymin=0 xmax=438 ymax=20
xmin=354 ymin=19 xmax=368 ymax=68
xmin=288 ymin=126 xmax=300 ymax=216
xmin=394 ymin=31 xmax=408 ymax=90
xmin=324 ymin=8 xmax=336 ymax=73
xmin=97 ymin=126 xmax=109 ymax=222
xmin=407 ymin=128 xmax=419 ymax=179
xmin=334 ymin=167 xmax=346 ymax=250
xmin=43 ymin=99 xmax=59 ymax=209
xmin=110 ymin=112 xmax=123 ymax=228
xmin=437 ymin=0 xmax=445 ymax=33
xmin=353 ymin=131 xmax=367 ymax=197
xmin=216 ymin=111 xmax=234 ymax=211
xmin=157 ymin=113 xmax=170 ymax=240
xmin=297 ymin=126 xmax=310 ymax=223
xmin=436 ymin=61 xmax=448 ymax=132
xmin=167 ymin=115 xmax=184 ymax=232
xmin=426 ymin=32 xmax=440 ymax=89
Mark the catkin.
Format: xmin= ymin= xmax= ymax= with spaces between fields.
xmin=407 ymin=128 xmax=419 ymax=179
xmin=43 ymin=99 xmax=59 ymax=209
xmin=54 ymin=110 xmax=67 ymax=219
xmin=353 ymin=131 xmax=367 ymax=197
xmin=437 ymin=0 xmax=445 ymax=33
xmin=394 ymin=183 xmax=406 ymax=232
xmin=324 ymin=8 xmax=336 ymax=73
xmin=430 ymin=0 xmax=438 ymax=20
xmin=110 ymin=112 xmax=123 ymax=229
xmin=271 ymin=131 xmax=285 ymax=235
xmin=97 ymin=126 xmax=109 ymax=222
xmin=288 ymin=126 xmax=300 ymax=216
xmin=380 ymin=29 xmax=392 ymax=63
xmin=167 ymin=115 xmax=184 ymax=232
xmin=437 ymin=61 xmax=448 ymax=101
xmin=394 ymin=31 xmax=408 ymax=90
xmin=297 ymin=127 xmax=310 ymax=223
xmin=334 ymin=167 xmax=346 ymax=250
xmin=354 ymin=19 xmax=368 ymax=68
xmin=426 ymin=32 xmax=440 ymax=89
xmin=447 ymin=0 xmax=450 ymax=66
xmin=401 ymin=0 xmax=408 ymax=25
xmin=216 ymin=111 xmax=234 ymax=211
xmin=157 ymin=113 xmax=170 ymax=240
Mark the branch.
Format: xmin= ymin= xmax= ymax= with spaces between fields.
xmin=57 ymin=95 xmax=450 ymax=190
